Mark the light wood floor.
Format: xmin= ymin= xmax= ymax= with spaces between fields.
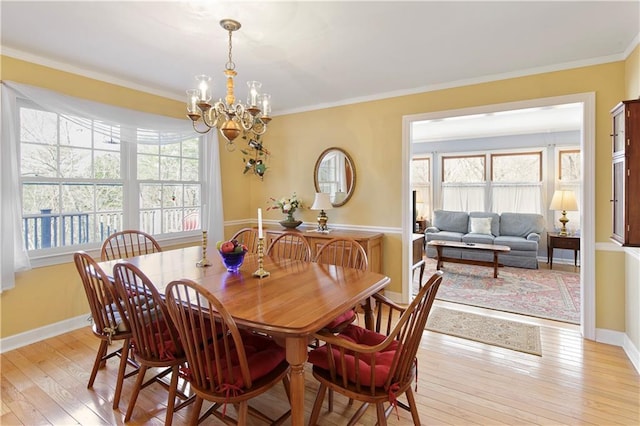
xmin=2 ymin=300 xmax=638 ymax=425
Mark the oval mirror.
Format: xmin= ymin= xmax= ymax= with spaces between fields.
xmin=314 ymin=147 xmax=356 ymax=207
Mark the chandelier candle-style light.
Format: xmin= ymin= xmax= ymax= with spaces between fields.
xmin=186 ymin=19 xmax=271 ymax=151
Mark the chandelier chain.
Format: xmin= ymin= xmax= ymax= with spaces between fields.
xmin=226 ymin=28 xmax=235 ymax=71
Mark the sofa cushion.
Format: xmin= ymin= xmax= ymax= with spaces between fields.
xmin=433 ymin=210 xmax=469 ymax=234
xmin=468 ymin=212 xmax=500 ymax=236
xmin=499 ymin=212 xmax=544 ymax=238
xmin=462 ymin=233 xmax=495 ymax=245
xmin=426 ymin=231 xmax=464 ymax=243
xmin=494 ymin=235 xmax=539 ymax=251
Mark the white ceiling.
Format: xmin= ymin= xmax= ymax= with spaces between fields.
xmin=2 ymin=1 xmax=638 ymax=118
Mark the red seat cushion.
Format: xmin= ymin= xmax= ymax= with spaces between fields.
xmin=322 ymin=309 xmax=356 ymax=331
xmin=132 ymin=318 xmax=182 ymax=361
xmin=308 ymin=324 xmax=400 ymax=387
xmin=205 ymin=330 xmax=286 ymax=389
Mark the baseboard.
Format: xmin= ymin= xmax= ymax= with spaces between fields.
xmin=623 ymin=334 xmax=640 ymax=375
xmin=0 ymin=313 xmax=90 ymax=354
xmin=596 ymin=328 xmax=640 ymax=375
xmin=595 ymin=327 xmax=625 ymax=346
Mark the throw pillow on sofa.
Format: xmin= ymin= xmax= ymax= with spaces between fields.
xmin=469 ymin=217 xmax=492 ymax=235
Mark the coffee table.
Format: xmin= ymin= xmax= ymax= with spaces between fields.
xmin=427 ymin=240 xmax=511 ymax=278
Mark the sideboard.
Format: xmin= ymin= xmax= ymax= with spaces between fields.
xmin=263 ymin=225 xmax=384 ymax=273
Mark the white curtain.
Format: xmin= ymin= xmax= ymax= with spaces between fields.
xmin=0 ymin=81 xmax=224 ymax=291
xmin=441 ymin=184 xmax=484 ymax=212
xmin=491 ymin=183 xmax=542 ymax=214
xmin=204 ymin=132 xmax=225 ymax=245
xmin=1 ymin=84 xmax=31 ymax=291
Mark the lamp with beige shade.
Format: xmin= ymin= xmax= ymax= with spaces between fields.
xmin=311 ymin=192 xmax=333 ymax=232
xmin=549 ymin=190 xmax=578 ymax=236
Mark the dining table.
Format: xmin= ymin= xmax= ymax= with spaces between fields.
xmin=97 ymin=245 xmax=390 ymax=425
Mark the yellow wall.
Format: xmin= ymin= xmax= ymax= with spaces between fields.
xmin=0 ymin=53 xmax=634 ymax=339
xmin=625 ymin=44 xmax=640 ymax=99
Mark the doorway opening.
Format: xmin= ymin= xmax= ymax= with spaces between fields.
xmin=402 ymin=93 xmax=595 ymax=339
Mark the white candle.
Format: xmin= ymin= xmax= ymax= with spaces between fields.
xmin=257 ymin=208 xmax=263 ymax=238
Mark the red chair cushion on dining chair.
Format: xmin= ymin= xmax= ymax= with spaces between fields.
xmin=206 ymin=330 xmax=286 ymax=389
xmin=130 ymin=319 xmax=181 ymax=361
xmin=308 ymin=324 xmax=400 ymax=388
xmin=138 ymin=317 xmax=217 ymax=361
xmin=322 ymin=309 xmax=356 ymax=331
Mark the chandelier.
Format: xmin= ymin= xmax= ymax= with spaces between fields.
xmin=186 ymin=19 xmax=271 ymax=151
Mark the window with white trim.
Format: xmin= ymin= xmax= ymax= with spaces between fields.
xmin=439 ymin=150 xmax=543 ymax=214
xmin=490 ymin=151 xmax=542 ymax=214
xmin=19 ymin=102 xmax=202 ymax=252
xmin=441 ymin=155 xmax=486 ymax=212
xmin=410 ymin=156 xmax=431 ymax=221
xmin=555 ymin=148 xmax=581 ymax=231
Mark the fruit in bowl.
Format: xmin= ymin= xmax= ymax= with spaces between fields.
xmin=216 ymin=239 xmax=248 ymax=272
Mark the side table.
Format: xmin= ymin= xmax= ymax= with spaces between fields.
xmin=412 ymin=233 xmax=426 ymax=288
xmin=547 ymin=232 xmax=580 ymax=269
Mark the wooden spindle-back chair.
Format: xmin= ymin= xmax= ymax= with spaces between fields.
xmin=308 ymin=271 xmax=443 ymax=425
xmin=314 ymin=237 xmax=369 ymax=333
xmin=165 ymin=278 xmax=291 ymax=425
xmin=112 ymin=261 xmax=190 ymax=426
xmin=73 ymin=251 xmax=138 ymax=409
xmin=314 ymin=237 xmax=368 ymax=271
xmin=231 ymin=228 xmax=260 ymax=254
xmin=100 ymin=229 xmax=162 ymax=261
xmin=266 ymin=232 xmax=312 ymax=261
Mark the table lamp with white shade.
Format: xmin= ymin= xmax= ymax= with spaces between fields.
xmin=549 ymin=190 xmax=578 ymax=236
xmin=311 ymin=192 xmax=333 ymax=232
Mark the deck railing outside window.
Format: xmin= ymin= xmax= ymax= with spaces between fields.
xmin=23 ymin=208 xmax=200 ymax=250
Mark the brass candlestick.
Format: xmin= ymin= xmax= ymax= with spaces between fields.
xmin=196 ymin=231 xmax=211 ymax=267
xmin=252 ymin=237 xmax=270 ymax=278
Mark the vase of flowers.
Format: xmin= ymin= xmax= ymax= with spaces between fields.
xmin=268 ymin=193 xmax=303 ymax=229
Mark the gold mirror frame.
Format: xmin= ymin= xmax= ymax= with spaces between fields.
xmin=313 ymin=147 xmax=356 ymax=207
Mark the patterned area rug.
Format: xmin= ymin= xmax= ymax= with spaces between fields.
xmin=426 ymin=307 xmax=542 ymax=356
xmin=419 ymin=258 xmax=580 ymax=324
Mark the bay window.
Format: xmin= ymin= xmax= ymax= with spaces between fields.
xmin=1 ymin=81 xmax=223 ymax=290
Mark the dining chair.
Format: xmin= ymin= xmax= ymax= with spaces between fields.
xmin=73 ymin=251 xmax=138 ymax=409
xmin=307 ymin=271 xmax=444 ymax=426
xmin=231 ymin=227 xmax=260 ymax=253
xmin=100 ymin=229 xmax=162 ymax=261
xmin=112 ymin=261 xmax=191 ymax=426
xmin=314 ymin=237 xmax=369 ymax=333
xmin=314 ymin=237 xmax=368 ymax=271
xmin=266 ymin=231 xmax=312 ymax=261
xmin=165 ymin=278 xmax=291 ymax=425
xmin=312 ymin=236 xmax=371 ymax=412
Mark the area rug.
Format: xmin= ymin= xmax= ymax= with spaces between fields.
xmin=426 ymin=307 xmax=542 ymax=356
xmin=418 ymin=258 xmax=580 ymax=324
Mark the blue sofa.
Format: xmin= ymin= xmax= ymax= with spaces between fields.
xmin=425 ymin=210 xmax=545 ymax=269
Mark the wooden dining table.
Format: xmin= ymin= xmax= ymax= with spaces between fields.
xmin=97 ymin=245 xmax=390 ymax=425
